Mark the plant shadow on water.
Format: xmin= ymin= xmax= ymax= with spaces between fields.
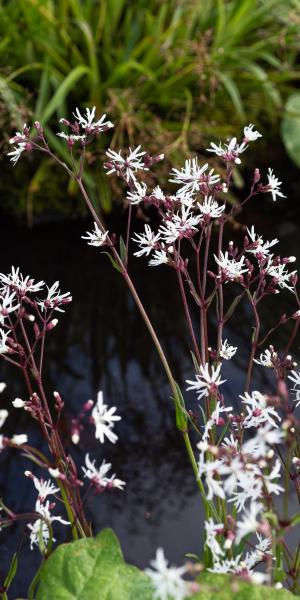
xmin=0 ymin=208 xmax=299 ymax=596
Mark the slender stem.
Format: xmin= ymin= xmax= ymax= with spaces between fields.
xmin=176 ymin=266 xmax=201 ymax=365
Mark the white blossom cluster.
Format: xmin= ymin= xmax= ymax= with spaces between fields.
xmin=0 ymin=267 xmax=72 ymax=357
xmin=25 ymin=470 xmax=69 ymax=550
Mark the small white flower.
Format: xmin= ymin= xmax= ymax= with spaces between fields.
xmin=57 ymin=132 xmax=86 ymax=143
xmin=105 ymin=146 xmax=147 ymax=183
xmin=199 ymin=196 xmax=225 ymax=219
xmin=91 ymin=391 xmax=121 ymax=444
xmin=207 ymin=137 xmax=247 ymax=165
xmin=242 ymin=424 xmax=284 ymax=458
xmin=205 ymin=519 xmax=224 ymax=560
xmin=132 ymin=225 xmax=161 ymax=257
xmin=82 ymin=453 xmax=125 ymax=490
xmin=235 ymin=502 xmax=263 ymax=544
xmin=240 ymin=391 xmax=280 ymax=429
xmin=159 ymin=205 xmax=201 ymax=244
xmin=72 ymin=107 xmax=113 ymax=132
xmin=0 ymin=383 xmax=6 ymax=393
xmin=7 ymin=142 xmax=27 ymax=165
xmin=214 ymin=251 xmax=247 ymax=281
xmin=145 ymin=548 xmax=188 ymax=600
xmin=127 ymin=182 xmax=148 ymax=205
xmin=186 ymin=363 xmax=226 ymax=401
xmin=254 ymin=348 xmax=275 ymax=368
xmin=265 ymin=260 xmax=297 ymax=292
xmin=170 ymin=158 xmax=220 ymax=194
xmin=0 ymin=267 xmax=45 ymax=294
xmin=220 ymin=339 xmax=237 ymax=360
xmin=0 ymin=289 xmax=19 ymax=325
xmin=288 ymin=370 xmax=300 ymax=407
xmin=149 ymin=249 xmax=169 ymax=267
xmin=246 ymin=226 xmax=278 ymax=259
xmin=38 ymin=281 xmax=72 ymax=313
xmin=266 ymin=168 xmax=286 ymax=202
xmin=25 ymin=471 xmax=60 ymax=501
xmin=244 ymin=124 xmax=262 ymax=142
xmin=28 ymin=499 xmax=69 ymax=550
xmin=81 ymin=222 xmax=109 ymax=247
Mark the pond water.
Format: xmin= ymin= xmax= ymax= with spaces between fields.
xmin=0 ymin=201 xmax=299 ymax=596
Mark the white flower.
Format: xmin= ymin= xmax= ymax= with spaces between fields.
xmin=132 ymin=225 xmax=161 ymax=257
xmin=0 ymin=329 xmax=11 ymax=354
xmin=220 ymin=339 xmax=237 ymax=360
xmin=81 ymin=222 xmax=109 ymax=247
xmin=159 ymin=205 xmax=201 ymax=244
xmin=199 ymin=196 xmax=225 ymax=219
xmin=7 ymin=142 xmax=27 ymax=165
xmin=208 ymin=555 xmax=242 ymax=575
xmin=82 ymin=453 xmax=125 ymax=490
xmin=244 ymin=534 xmax=271 ymax=570
xmin=205 ymin=519 xmax=224 ymax=559
xmin=91 ymin=391 xmax=121 ymax=444
xmin=72 ymin=107 xmax=113 ymax=132
xmin=242 ymin=424 xmax=284 ymax=458
xmin=265 ymin=260 xmax=297 ymax=292
xmin=0 ymin=289 xmax=19 ymax=324
xmin=105 ymin=146 xmax=147 ymax=183
xmin=246 ymin=226 xmax=278 ymax=259
xmin=145 ymin=548 xmax=188 ymax=600
xmin=0 ymin=267 xmax=45 ymax=294
xmin=38 ymin=281 xmax=72 ymax=312
xmin=202 ymin=401 xmax=232 ymax=442
xmin=266 ymin=168 xmax=286 ymax=202
xmin=288 ymin=370 xmax=300 ymax=407
xmin=127 ymin=182 xmax=148 ymax=205
xmin=254 ymin=348 xmax=275 ymax=368
xmin=186 ymin=363 xmax=226 ymax=401
xmin=244 ymin=124 xmax=262 ymax=142
xmin=28 ymin=499 xmax=69 ymax=550
xmin=235 ymin=502 xmax=263 ymax=544
xmin=0 ymin=383 xmax=6 ymax=393
xmin=198 ymin=451 xmax=226 ymax=500
xmin=149 ymin=249 xmax=169 ymax=267
xmin=263 ymin=460 xmax=284 ymax=496
xmin=57 ymin=132 xmax=86 ymax=143
xmin=214 ymin=251 xmax=247 ymax=281
xmin=25 ymin=471 xmax=60 ymax=501
xmin=240 ymin=391 xmax=280 ymax=429
xmin=170 ymin=158 xmax=220 ymax=194
xmin=207 ymin=137 xmax=247 ymax=164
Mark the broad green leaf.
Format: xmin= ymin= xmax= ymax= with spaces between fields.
xmin=281 ymin=93 xmax=300 ymax=167
xmin=36 ymin=529 xmax=153 ymax=600
xmin=195 ymin=572 xmax=295 ymax=599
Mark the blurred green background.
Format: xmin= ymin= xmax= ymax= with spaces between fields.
xmin=1 ymin=0 xmax=300 ymax=224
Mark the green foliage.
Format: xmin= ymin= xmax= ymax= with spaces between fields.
xmin=197 ymin=572 xmax=295 ymax=599
xmin=34 ymin=528 xmax=295 ymax=600
xmin=1 ymin=0 xmax=300 ymax=220
xmin=281 ymin=93 xmax=300 ymax=167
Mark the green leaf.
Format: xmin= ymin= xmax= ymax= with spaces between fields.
xmin=3 ymin=552 xmax=18 ymax=591
xmin=172 ymin=380 xmax=188 ymax=431
xmin=195 ymin=572 xmax=295 ymax=599
xmin=119 ymin=236 xmax=128 ymax=267
xmin=40 ymin=65 xmax=90 ymax=124
xmin=281 ymin=93 xmax=300 ymax=168
xmin=36 ymin=529 xmax=153 ymax=600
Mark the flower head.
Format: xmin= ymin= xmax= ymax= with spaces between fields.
xmin=145 ymin=548 xmax=188 ymax=600
xmin=243 ymin=124 xmax=262 ymax=142
xmin=186 ymin=363 xmax=226 ymax=401
xmin=81 ymin=222 xmax=109 ymax=247
xmin=266 ymin=168 xmax=286 ymax=202
xmin=91 ymin=391 xmax=121 ymax=444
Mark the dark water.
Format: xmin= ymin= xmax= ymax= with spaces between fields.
xmin=0 ymin=204 xmax=299 ymax=597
